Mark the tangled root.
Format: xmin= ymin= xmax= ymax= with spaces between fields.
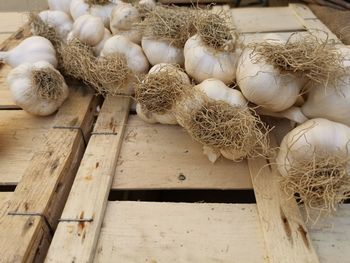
xmin=139 ymin=6 xmax=196 ymax=48
xmin=32 ymin=67 xmax=65 ymax=100
xmin=135 ymin=66 xmax=188 ymax=114
xmin=195 ymin=11 xmax=237 ymax=52
xmin=249 ymin=33 xmax=347 ymax=88
xmin=176 ymin=92 xmax=270 ymax=159
xmin=61 ymin=39 xmax=132 ymax=96
xmin=281 ymin=154 xmax=350 ymax=221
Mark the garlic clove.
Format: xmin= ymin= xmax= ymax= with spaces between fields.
xmin=48 ymin=0 xmax=72 ymax=15
xmin=38 ymin=10 xmax=73 ymax=41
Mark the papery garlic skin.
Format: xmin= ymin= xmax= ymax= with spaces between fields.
xmin=142 ymin=38 xmax=184 ymax=66
xmin=139 ymin=0 xmax=156 ymax=11
xmin=7 ymin=61 xmax=69 ymax=116
xmin=136 ymin=63 xmax=191 ymax=125
xmin=276 ymin=118 xmax=350 ymax=177
xmin=184 ymin=35 xmax=239 ymax=84
xmin=101 ymin=35 xmax=149 ymax=74
xmin=70 ymin=0 xmax=89 ymax=20
xmin=236 ymin=47 xmax=306 ymax=112
xmin=38 ymin=10 xmax=73 ymax=41
xmin=0 ymin=36 xmax=57 ymax=68
xmin=48 ymin=0 xmax=72 ymax=15
xmin=93 ymin=28 xmax=112 ymax=56
xmin=72 ymin=14 xmax=105 ymax=46
xmin=301 ymin=48 xmax=350 ymax=126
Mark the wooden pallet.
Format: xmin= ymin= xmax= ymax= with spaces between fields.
xmin=0 ymin=4 xmax=349 ymax=263
xmin=0 ymin=16 xmax=101 ymax=262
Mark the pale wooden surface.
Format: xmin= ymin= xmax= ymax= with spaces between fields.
xmin=0 ymin=0 xmax=47 ymax=12
xmin=0 ymin=87 xmax=98 ymax=262
xmin=46 ymin=97 xmax=131 ymax=263
xmin=305 ymin=204 xmax=350 ymax=263
xmin=94 ymin=201 xmax=268 ymax=263
xmin=0 ymin=111 xmax=55 ymax=185
xmin=113 ymin=116 xmax=252 ymax=190
xmin=232 ymin=7 xmax=305 ymax=33
xmin=248 ymin=139 xmax=319 ymax=263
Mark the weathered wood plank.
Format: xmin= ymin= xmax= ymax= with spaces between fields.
xmin=232 ymin=7 xmax=305 ymax=33
xmin=306 ymin=204 xmax=350 ymax=263
xmin=94 ymin=201 xmax=268 ymax=262
xmin=0 ymin=87 xmax=98 ymax=262
xmin=248 ymin=136 xmax=319 ymax=263
xmin=0 ymin=111 xmax=55 ymax=185
xmin=113 ymin=116 xmax=252 ymax=190
xmin=45 ymin=97 xmax=131 ymax=263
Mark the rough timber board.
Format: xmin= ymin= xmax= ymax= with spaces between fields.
xmin=45 ymin=97 xmax=131 ymax=263
xmin=0 ymin=111 xmax=55 ymax=185
xmin=0 ymin=87 xmax=98 ymax=262
xmin=113 ymin=116 xmax=252 ymax=190
xmin=94 ymin=201 xmax=267 ymax=262
xmin=305 ymin=204 xmax=350 ymax=263
xmin=231 ymin=7 xmax=305 ymax=33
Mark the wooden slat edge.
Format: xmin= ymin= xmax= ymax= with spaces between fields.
xmin=45 ymin=96 xmax=131 ymax=263
xmin=289 ymin=4 xmax=341 ymax=43
xmin=0 ymin=89 xmax=98 ymax=262
xmin=248 ymin=136 xmax=319 ymax=263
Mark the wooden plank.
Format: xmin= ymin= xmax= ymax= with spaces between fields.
xmin=248 ymin=136 xmax=319 ymax=263
xmin=0 ymin=13 xmax=27 ymax=34
xmin=307 ymin=204 xmax=350 ymax=263
xmin=94 ymin=201 xmax=268 ymax=262
xmin=0 ymin=87 xmax=98 ymax=262
xmin=289 ymin=4 xmax=340 ymax=43
xmin=45 ymin=97 xmax=131 ymax=263
xmin=0 ymin=111 xmax=55 ymax=185
xmin=113 ymin=116 xmax=252 ymax=190
xmin=231 ymin=7 xmax=305 ymax=33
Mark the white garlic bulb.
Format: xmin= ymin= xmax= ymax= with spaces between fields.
xmin=236 ymin=47 xmax=307 ymax=112
xmin=72 ymin=14 xmax=105 ymax=46
xmin=136 ymin=63 xmax=191 ymax=125
xmin=184 ymin=34 xmax=240 ymax=84
xmin=48 ymin=0 xmax=72 ymax=15
xmin=38 ymin=10 xmax=73 ymax=41
xmin=110 ymin=3 xmax=141 ymax=43
xmin=101 ymin=35 xmax=149 ymax=74
xmin=142 ymin=38 xmax=184 ymax=66
xmin=301 ymin=47 xmax=350 ymax=126
xmin=70 ymin=0 xmax=118 ymax=28
xmin=7 ymin=61 xmax=69 ymax=116
xmin=0 ymin=36 xmax=57 ymax=68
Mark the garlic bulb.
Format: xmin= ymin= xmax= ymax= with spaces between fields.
xmin=236 ymin=47 xmax=307 ymax=112
xmin=48 ymin=0 xmax=72 ymax=15
xmin=110 ymin=3 xmax=141 ymax=44
xmin=93 ymin=28 xmax=112 ymax=56
xmin=195 ymin=79 xmax=248 ymax=161
xmin=70 ymin=0 xmax=117 ymax=27
xmin=301 ymin=47 xmax=350 ymax=126
xmin=276 ymin=118 xmax=350 ymax=213
xmin=142 ymin=38 xmax=184 ymax=66
xmin=72 ymin=14 xmax=105 ymax=46
xmin=101 ymin=35 xmax=149 ymax=74
xmin=7 ymin=61 xmax=69 ymax=116
xmin=0 ymin=36 xmax=57 ymax=68
xmin=136 ymin=63 xmax=190 ymax=125
xmin=38 ymin=10 xmax=73 ymax=41
xmin=138 ymin=0 xmax=156 ymax=11
xmin=184 ymin=35 xmax=239 ymax=84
